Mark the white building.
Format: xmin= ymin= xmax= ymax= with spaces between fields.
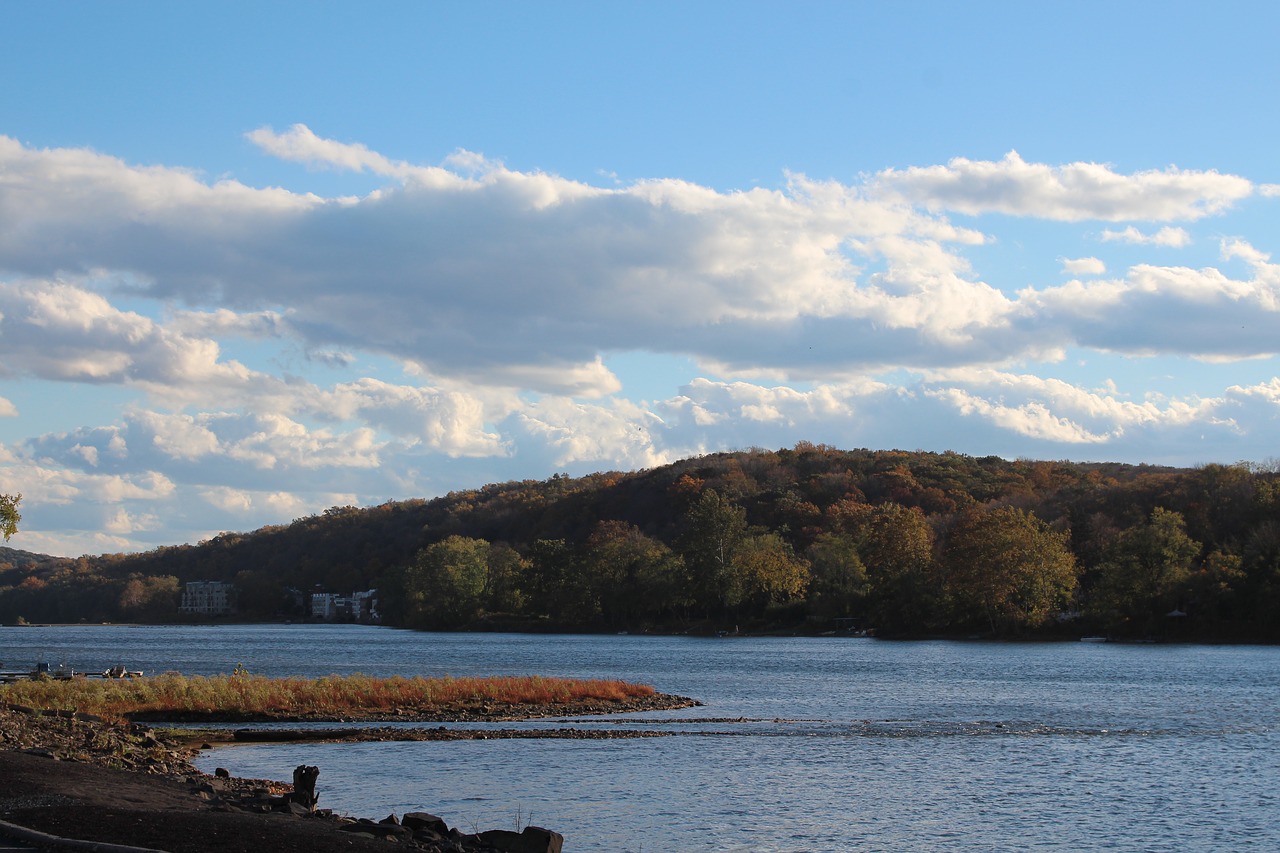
xmin=180 ymin=581 xmax=235 ymax=616
xmin=310 ymin=589 xmax=379 ymax=622
xmin=311 ymin=592 xmax=340 ymax=620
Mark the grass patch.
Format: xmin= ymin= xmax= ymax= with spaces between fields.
xmin=0 ymin=672 xmax=657 ymax=722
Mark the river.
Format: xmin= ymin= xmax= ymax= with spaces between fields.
xmin=2 ymin=624 xmax=1277 ymax=851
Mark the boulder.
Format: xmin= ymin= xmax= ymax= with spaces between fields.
xmin=402 ymin=812 xmax=450 ymax=835
xmin=477 ymin=825 xmax=564 ymax=853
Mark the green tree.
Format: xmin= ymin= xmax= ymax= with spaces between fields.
xmin=806 ymin=532 xmax=869 ymax=622
xmin=857 ymin=503 xmax=938 ymax=634
xmin=1089 ymin=508 xmax=1200 ymax=632
xmin=1 ymin=494 xmax=19 ymax=541
xmin=582 ymin=521 xmax=687 ymax=627
xmin=677 ymin=490 xmax=749 ymax=617
xmin=118 ymin=574 xmax=181 ymax=621
xmin=524 ymin=538 xmax=587 ymax=619
xmin=387 ymin=536 xmax=492 ymax=629
xmin=731 ymin=531 xmax=810 ymax=616
xmin=484 ymin=542 xmax=528 ymax=614
xmin=943 ymin=506 xmax=1077 ymax=634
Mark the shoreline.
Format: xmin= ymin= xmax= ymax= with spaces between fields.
xmin=0 ymin=690 xmax=697 ymax=852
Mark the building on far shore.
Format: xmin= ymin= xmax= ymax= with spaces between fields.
xmin=310 ymin=588 xmax=379 ymax=623
xmin=179 ymin=580 xmax=235 ymax=616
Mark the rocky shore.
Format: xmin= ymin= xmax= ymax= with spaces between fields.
xmin=0 ymin=692 xmax=697 ymax=852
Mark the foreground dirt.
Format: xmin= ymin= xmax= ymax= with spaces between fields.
xmin=0 ymin=691 xmax=698 ymax=852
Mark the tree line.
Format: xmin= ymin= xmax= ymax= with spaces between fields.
xmin=3 ymin=446 xmax=1279 ymax=639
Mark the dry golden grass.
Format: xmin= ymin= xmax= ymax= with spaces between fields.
xmin=0 ymin=672 xmax=657 ymax=721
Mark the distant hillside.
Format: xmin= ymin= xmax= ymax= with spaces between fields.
xmin=1 ymin=445 xmax=1277 ymax=640
xmin=0 ymin=546 xmax=60 ymax=571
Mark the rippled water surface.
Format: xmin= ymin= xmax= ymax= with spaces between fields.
xmin=3 ymin=624 xmax=1278 ymax=851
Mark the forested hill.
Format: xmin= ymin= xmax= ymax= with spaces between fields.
xmin=3 ymin=446 xmax=1278 ymax=640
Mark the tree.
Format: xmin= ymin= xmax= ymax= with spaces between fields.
xmin=731 ymin=532 xmax=810 ymax=616
xmin=1 ymin=494 xmax=19 ymax=541
xmin=806 ymin=532 xmax=868 ymax=622
xmin=118 ymin=574 xmax=181 ymax=621
xmin=484 ymin=542 xmax=528 ymax=614
xmin=524 ymin=538 xmax=596 ymax=620
xmin=581 ymin=521 xmax=687 ymax=627
xmin=943 ymin=506 xmax=1077 ymax=634
xmin=387 ymin=536 xmax=492 ymax=629
xmin=857 ymin=503 xmax=938 ymax=634
xmin=1089 ymin=507 xmax=1200 ymax=632
xmin=677 ymin=490 xmax=749 ymax=617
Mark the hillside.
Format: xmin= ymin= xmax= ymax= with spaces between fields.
xmin=2 ymin=445 xmax=1277 ymax=640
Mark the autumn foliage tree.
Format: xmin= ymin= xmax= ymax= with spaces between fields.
xmin=857 ymin=503 xmax=938 ymax=634
xmin=581 ymin=521 xmax=687 ymax=627
xmin=943 ymin=506 xmax=1077 ymax=634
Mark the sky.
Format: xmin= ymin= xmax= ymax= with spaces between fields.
xmin=2 ymin=2 xmax=1280 ymax=557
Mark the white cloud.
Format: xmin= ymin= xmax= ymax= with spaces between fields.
xmin=0 ymin=279 xmax=266 ymax=396
xmin=877 ymin=151 xmax=1252 ymax=222
xmin=1061 ymin=256 xmax=1106 ymax=276
xmin=1100 ymin=225 xmax=1192 ymax=247
xmin=200 ymin=485 xmax=254 ymax=514
xmin=167 ymin=308 xmax=292 ymax=340
xmin=245 ymin=124 xmax=482 ymax=192
xmin=322 ymin=378 xmax=505 ymax=457
xmin=4 ymin=132 xmax=1280 ymax=555
xmin=0 ymin=133 xmax=1042 ymax=389
xmin=506 ymin=397 xmax=670 ymax=470
xmin=1023 ymin=246 xmax=1280 ymax=359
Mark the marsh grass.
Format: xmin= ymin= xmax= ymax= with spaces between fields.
xmin=0 ymin=672 xmax=656 ymax=721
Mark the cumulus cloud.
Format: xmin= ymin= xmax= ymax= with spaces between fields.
xmin=8 ymin=365 xmax=1280 ymax=555
xmin=3 ymin=131 xmax=1280 ymax=555
xmin=1100 ymin=225 xmax=1192 ymax=247
xmin=321 ymin=378 xmax=505 ymax=457
xmin=0 ymin=279 xmax=266 ymax=395
xmin=3 ymin=133 xmax=1268 ymax=392
xmin=1025 ymin=240 xmax=1280 ymax=359
xmin=876 ymin=151 xmax=1252 ymax=221
xmin=1061 ymin=257 xmax=1107 ymax=276
xmin=0 ymin=132 xmax=1153 ymax=390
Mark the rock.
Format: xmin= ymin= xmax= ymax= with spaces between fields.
xmin=477 ymin=825 xmax=564 ymax=853
xmin=379 ymin=812 xmax=400 ymax=825
xmin=339 ymin=819 xmax=411 ymax=838
xmin=214 ymin=767 xmax=230 ymax=778
xmin=403 ymin=812 xmax=450 ymax=835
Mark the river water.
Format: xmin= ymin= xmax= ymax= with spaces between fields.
xmin=2 ymin=624 xmax=1277 ymax=851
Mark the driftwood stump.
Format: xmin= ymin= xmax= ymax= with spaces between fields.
xmin=291 ymin=764 xmax=320 ymax=812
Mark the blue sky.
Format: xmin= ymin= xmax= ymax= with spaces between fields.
xmin=3 ymin=1 xmax=1279 ymax=556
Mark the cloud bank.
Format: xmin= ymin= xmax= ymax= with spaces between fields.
xmin=1 ymin=131 xmax=1278 ymax=554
